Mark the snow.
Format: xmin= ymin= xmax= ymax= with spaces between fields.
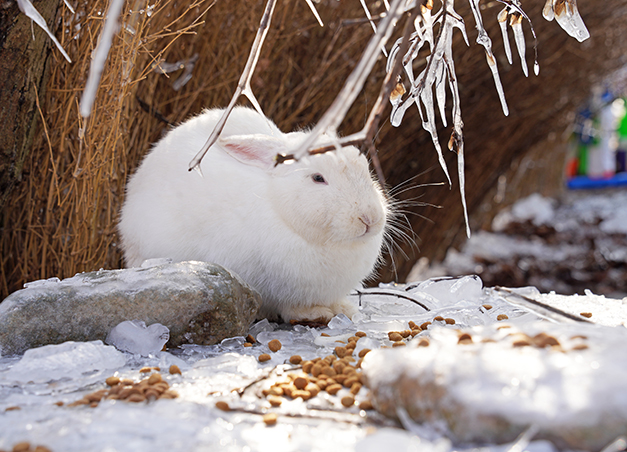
xmin=1 ymin=274 xmax=625 ymax=451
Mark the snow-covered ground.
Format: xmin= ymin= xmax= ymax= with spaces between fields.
xmin=409 ymin=189 xmax=627 ymax=299
xmin=1 ymin=273 xmax=626 ymax=452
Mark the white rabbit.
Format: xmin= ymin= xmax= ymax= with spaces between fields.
xmin=118 ymin=107 xmax=388 ymax=323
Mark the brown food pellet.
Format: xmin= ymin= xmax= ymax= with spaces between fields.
xmin=263 ymin=412 xmax=278 ymax=426
xmin=350 ymin=382 xmax=362 ymax=395
xmin=139 ymin=367 xmax=152 ymax=373
xmin=302 ymin=361 xmax=314 ymax=373
xmin=243 ymin=342 xmax=253 ymax=347
xmin=291 ymin=389 xmax=311 ymax=400
xmin=147 ymin=373 xmax=162 ymax=385
xmin=358 ymin=348 xmax=371 ymax=358
xmin=341 ymin=394 xmax=355 ymax=407
xmin=320 ymin=333 xmax=330 ymax=337
xmin=289 ymin=355 xmax=302 ymax=365
xmin=326 ymin=383 xmax=342 ymax=395
xmin=420 ymin=321 xmax=431 ymax=330
xmin=169 ymin=365 xmax=182 ymax=375
xmin=268 ymin=339 xmax=282 ymax=352
xmin=580 ymin=312 xmax=592 ymax=318
xmin=268 ymin=396 xmax=283 ymax=407
xmin=215 ymin=400 xmax=230 ymax=411
xmin=532 ymin=333 xmax=560 ymax=348
xmin=246 ymin=334 xmax=256 ymax=344
xmin=355 ymin=331 xmax=367 ymax=337
xmin=258 ymin=353 xmax=271 ymax=362
xmin=482 ymin=304 xmax=493 ymax=310
xmin=392 ymin=341 xmax=406 ymax=347
xmin=294 ymin=376 xmax=309 ymax=390
xmin=457 ymin=333 xmax=473 ymax=344
xmin=5 ymin=406 xmax=20 ymax=411
xmin=408 ymin=321 xmax=417 ymax=329
xmin=497 ymin=314 xmax=509 ymax=321
xmin=33 ymin=446 xmax=53 ymax=452
xmin=444 ymin=318 xmax=456 ymax=325
xmin=334 ymin=346 xmax=348 ymax=358
xmin=127 ymin=393 xmax=146 ymax=403
xmin=417 ymin=338 xmax=430 ymax=347
xmin=105 ymin=376 xmax=120 ymax=386
xmin=359 ymin=400 xmax=374 ymax=410
xmin=433 ymin=315 xmax=444 ymax=322
xmin=400 ymin=330 xmax=411 ymax=338
xmin=572 ymin=344 xmax=589 ymax=351
xmin=513 ymin=339 xmax=531 ymax=347
xmin=12 ymin=442 xmax=31 ymax=452
xmin=305 ymin=383 xmax=320 ymax=397
xmin=54 ymin=401 xmax=64 ymax=407
xmin=410 ymin=330 xmax=420 ymax=337
xmin=387 ymin=332 xmax=403 ymax=342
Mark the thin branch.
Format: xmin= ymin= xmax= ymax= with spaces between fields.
xmin=188 ymin=0 xmax=278 ymax=172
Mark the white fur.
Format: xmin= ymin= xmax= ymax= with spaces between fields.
xmin=118 ymin=107 xmax=388 ymax=322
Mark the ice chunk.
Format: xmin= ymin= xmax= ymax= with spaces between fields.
xmin=140 ymin=258 xmax=172 ymax=268
xmin=248 ymin=319 xmax=276 ymax=340
xmin=105 ymin=320 xmax=169 ymax=356
xmin=256 ymin=330 xmax=294 ymax=347
xmin=3 ymin=340 xmax=126 ymax=384
xmin=408 ymin=275 xmax=483 ymax=306
xmin=327 ymin=313 xmax=353 ymax=330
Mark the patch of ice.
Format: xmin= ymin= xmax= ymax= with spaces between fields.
xmin=105 ymin=320 xmax=169 ymax=356
xmin=2 ymin=341 xmax=126 ymax=385
xmin=328 ymin=313 xmax=353 ymax=329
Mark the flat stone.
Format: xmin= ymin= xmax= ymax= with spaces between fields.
xmin=0 ymin=261 xmax=262 ymax=355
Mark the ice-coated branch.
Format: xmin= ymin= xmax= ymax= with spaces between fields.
xmin=79 ymin=0 xmax=126 ymax=118
xmin=188 ymin=0 xmax=278 ymax=172
xmin=17 ymin=0 xmax=72 ymax=63
xmin=291 ymin=0 xmax=408 ymax=161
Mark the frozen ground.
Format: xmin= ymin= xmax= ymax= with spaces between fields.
xmin=1 ymin=275 xmax=626 ymax=452
xmin=410 ymin=189 xmax=627 ymax=298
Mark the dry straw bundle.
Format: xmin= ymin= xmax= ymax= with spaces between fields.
xmin=1 ymin=0 xmax=626 ymax=297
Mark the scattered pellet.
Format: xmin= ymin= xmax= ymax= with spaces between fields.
xmin=246 ymin=334 xmax=256 ymax=344
xmin=334 ymin=346 xmax=348 ymax=358
xmin=417 ymin=338 xmax=430 ymax=347
xmin=268 ymin=396 xmax=283 ymax=407
xmin=580 ymin=312 xmax=592 ymax=318
xmin=12 ymin=442 xmax=32 ymax=452
xmin=572 ymin=344 xmax=589 ymax=351
xmin=268 ymin=339 xmax=282 ymax=352
xmin=147 ymin=373 xmax=162 ymax=385
xmin=320 ymin=333 xmax=330 ymax=337
xmin=258 ymin=353 xmax=271 ymax=363
xmin=444 ymin=318 xmax=456 ymax=325
xmin=293 ymin=376 xmax=309 ymax=390
xmin=420 ymin=321 xmax=431 ymax=330
xmin=169 ymin=365 xmax=182 ymax=375
xmin=392 ymin=341 xmax=406 ymax=347
xmin=105 ymin=376 xmax=120 ymax=386
xmin=355 ymin=331 xmax=367 ymax=337
xmin=482 ymin=304 xmax=493 ymax=310
xmin=387 ymin=332 xmax=403 ymax=342
xmin=358 ymin=348 xmax=371 ymax=358
xmin=139 ymin=367 xmax=152 ymax=373
xmin=400 ymin=330 xmax=411 ymax=338
xmin=5 ymin=406 xmax=20 ymax=411
xmin=497 ymin=314 xmax=509 ymax=321
xmin=457 ymin=333 xmax=473 ymax=345
xmin=289 ymin=355 xmax=302 ymax=365
xmin=359 ymin=399 xmax=374 ymax=411
xmin=433 ymin=315 xmax=444 ymax=322
xmin=341 ymin=394 xmax=355 ymax=407
xmin=215 ymin=400 xmax=230 ymax=411
xmin=263 ymin=412 xmax=278 ymax=426
xmin=243 ymin=343 xmax=253 ymax=347
xmin=326 ymin=383 xmax=342 ymax=395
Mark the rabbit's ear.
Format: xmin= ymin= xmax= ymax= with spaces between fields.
xmin=219 ymin=134 xmax=286 ymax=171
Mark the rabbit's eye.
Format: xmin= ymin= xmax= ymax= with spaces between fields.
xmin=311 ymin=173 xmax=327 ymax=184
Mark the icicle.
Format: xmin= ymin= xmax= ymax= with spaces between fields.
xmin=79 ymin=0 xmax=124 ymax=117
xmin=435 ymin=64 xmax=448 ymax=127
xmin=17 ymin=0 xmax=72 ymax=63
xmin=552 ymin=0 xmax=590 ymax=42
xmin=360 ymin=0 xmax=377 ymax=34
xmin=419 ymin=87 xmax=452 ymax=187
xmin=303 ymin=0 xmax=324 ymax=27
xmin=510 ymin=14 xmax=528 ymax=77
xmin=498 ymin=8 xmax=512 ymax=65
xmin=467 ymin=0 xmax=509 ymax=116
xmin=456 ymin=139 xmax=471 ymax=238
xmin=63 ymin=0 xmax=75 ymax=14
xmin=542 ymin=0 xmax=555 ymax=21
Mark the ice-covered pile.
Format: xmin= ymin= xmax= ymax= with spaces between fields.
xmin=412 ymin=191 xmax=627 ymax=297
xmin=1 ymin=275 xmax=626 ymax=452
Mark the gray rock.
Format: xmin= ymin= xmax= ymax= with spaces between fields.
xmin=0 ymin=261 xmax=262 ymax=355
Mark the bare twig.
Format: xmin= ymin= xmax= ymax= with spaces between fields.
xmin=188 ymin=0 xmax=277 ymax=172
